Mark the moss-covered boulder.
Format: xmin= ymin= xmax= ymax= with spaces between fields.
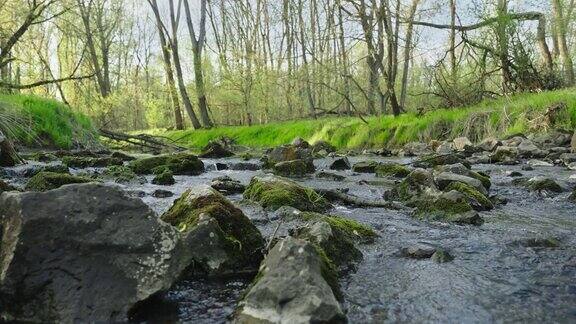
xmin=102 ymin=165 xmax=143 ymax=184
xmin=272 ymin=159 xmax=312 ymax=177
xmin=375 ymin=163 xmax=410 ymax=178
xmin=25 ymin=172 xmax=92 ymax=192
xmin=62 ymin=156 xmax=123 ymax=168
xmin=352 ymin=160 xmax=380 ymax=173
xmin=384 ymin=169 xmax=436 ymax=202
xmin=22 ymin=164 xmax=70 ymax=178
xmin=408 ymin=191 xmax=484 ymax=225
xmin=445 ymin=182 xmax=493 ymax=211
xmin=129 ymin=152 xmax=204 ymax=175
xmin=491 ymin=146 xmax=519 ymax=164
xmin=244 ymin=175 xmax=332 ymax=212
xmin=199 ymin=141 xmax=234 ymax=158
xmin=413 ymin=153 xmax=470 ymax=169
xmin=161 ymin=186 xmax=265 ymax=276
xmin=152 ymin=169 xmax=175 ymax=185
xmin=435 ymin=172 xmax=488 ymax=196
xmin=526 ymin=177 xmax=564 ymax=194
xmin=264 ymin=144 xmax=315 ymax=172
xmin=436 ymin=163 xmax=491 ymax=190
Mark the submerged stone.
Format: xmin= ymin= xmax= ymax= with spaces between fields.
xmin=244 ymin=175 xmax=332 ymax=212
xmin=161 ymin=185 xmax=265 ymax=276
xmin=235 ymin=237 xmax=346 ymax=324
xmin=25 ymin=171 xmax=92 ymax=192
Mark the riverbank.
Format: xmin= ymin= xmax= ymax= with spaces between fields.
xmin=143 ymin=89 xmax=576 ymax=150
xmin=0 ymin=94 xmax=96 ymax=149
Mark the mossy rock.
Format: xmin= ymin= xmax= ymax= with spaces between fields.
xmin=152 ymin=170 xmax=175 ymax=185
xmin=375 ymin=163 xmax=410 ymax=178
xmin=264 ymin=145 xmax=315 ymax=171
xmin=0 ymin=180 xmax=17 ymax=194
xmin=352 ymin=160 xmax=380 ymax=173
xmin=408 ymin=191 xmax=483 ymax=225
xmin=445 ymin=182 xmax=493 ymax=211
xmin=413 ymin=153 xmax=470 ymax=169
xmin=244 ymin=175 xmax=332 ymax=212
xmin=569 ymin=189 xmax=576 ymax=203
xmin=26 ymin=152 xmax=58 ymax=163
xmin=272 ymin=159 xmax=312 ymax=177
xmin=25 ymin=172 xmax=92 ymax=192
xmin=102 ymin=165 xmax=140 ymax=183
xmin=385 ymin=169 xmax=436 ymax=202
xmin=295 ymin=212 xmax=377 ymax=244
xmin=471 ymin=171 xmax=491 ymax=190
xmin=62 ymin=156 xmax=123 ymax=168
xmin=161 ymin=186 xmax=265 ymax=273
xmin=129 ymin=152 xmax=204 ymax=175
xmin=527 ymin=177 xmax=563 ymax=193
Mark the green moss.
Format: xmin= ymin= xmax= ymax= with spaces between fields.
xmin=409 ymin=193 xmax=475 ymax=223
xmin=471 ymin=171 xmax=492 ymax=190
xmin=528 ymin=178 xmax=563 ymax=193
xmin=129 ymin=152 xmax=204 ymax=175
xmin=161 ymin=188 xmax=265 ymax=268
xmin=445 ymin=182 xmax=493 ymax=210
xmin=25 ymin=171 xmax=92 ymax=192
xmin=152 ymin=170 xmax=175 ymax=185
xmin=62 ymin=156 xmax=123 ymax=168
xmin=311 ymin=243 xmax=343 ymax=301
xmin=243 ymin=176 xmax=331 ymax=212
xmin=103 ymin=165 xmax=138 ymax=183
xmin=375 ymin=163 xmax=410 ymax=178
xmin=352 ymin=161 xmax=380 ymax=173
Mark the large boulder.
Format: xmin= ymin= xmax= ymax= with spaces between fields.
xmin=517 ymin=139 xmax=546 ymax=158
xmin=273 ymin=159 xmax=312 ymax=177
xmin=235 ymin=237 xmax=346 ymax=324
xmin=244 ymin=175 xmax=332 ymax=212
xmin=25 ymin=171 xmax=92 ymax=192
xmin=264 ymin=144 xmax=315 ymax=172
xmin=408 ymin=191 xmax=484 ymax=225
xmin=434 ymin=172 xmax=488 ymax=196
xmin=491 ymin=146 xmax=519 ymax=164
xmin=129 ymin=152 xmax=204 ymax=175
xmin=211 ymin=176 xmax=245 ymax=195
xmin=384 ymin=169 xmax=436 ymax=202
xmin=161 ymin=185 xmax=265 ymax=276
xmin=0 ymin=184 xmax=187 ymax=322
xmin=199 ymin=141 xmax=234 ymax=158
xmin=352 ymin=160 xmax=380 ymax=173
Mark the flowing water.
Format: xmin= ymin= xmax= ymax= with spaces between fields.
xmin=4 ymin=156 xmax=576 ymax=323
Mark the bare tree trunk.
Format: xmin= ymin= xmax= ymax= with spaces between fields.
xmin=297 ymin=0 xmax=316 ymax=119
xmin=400 ymin=0 xmax=420 ymax=109
xmin=552 ymin=0 xmax=575 ymax=85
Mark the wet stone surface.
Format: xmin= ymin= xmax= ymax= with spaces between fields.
xmin=2 ymin=155 xmax=576 ymax=323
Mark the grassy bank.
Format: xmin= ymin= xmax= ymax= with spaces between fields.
xmin=0 ymin=94 xmax=97 ymax=149
xmin=145 ymin=89 xmax=576 ymax=150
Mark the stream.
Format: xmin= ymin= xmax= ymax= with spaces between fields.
xmin=4 ymin=155 xmax=576 ymax=323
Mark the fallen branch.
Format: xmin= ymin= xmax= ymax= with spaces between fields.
xmin=316 ymin=188 xmax=408 ymax=210
xmin=99 ymin=129 xmax=187 ymax=152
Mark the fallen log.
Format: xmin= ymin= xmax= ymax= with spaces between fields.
xmin=316 ymin=188 xmax=409 ymax=210
xmin=99 ymin=129 xmax=187 ymax=153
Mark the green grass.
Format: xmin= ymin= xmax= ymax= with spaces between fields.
xmin=145 ymin=88 xmax=576 ymax=150
xmin=0 ymin=94 xmax=97 ymax=149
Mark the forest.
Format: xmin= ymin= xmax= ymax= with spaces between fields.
xmin=0 ymin=0 xmax=575 ymax=323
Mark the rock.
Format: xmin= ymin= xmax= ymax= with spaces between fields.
xmin=572 ymin=130 xmax=576 ymax=152
xmin=352 ymin=160 xmax=380 ymax=173
xmin=517 ymin=139 xmax=546 ymax=158
xmin=401 ymin=243 xmax=436 ymax=259
xmin=568 ymin=189 xmax=576 ymax=202
xmin=467 ymin=152 xmax=491 ymax=164
xmin=21 ymin=164 xmax=70 ymax=178
xmin=436 ymin=163 xmax=491 ymax=190
xmin=215 ymin=162 xmax=229 ymax=170
xmin=375 ymin=163 xmax=411 ymax=178
xmin=527 ymin=159 xmax=553 ymax=167
xmin=401 ymin=142 xmax=432 ymax=156
xmin=211 ymin=175 xmax=245 ymax=194
xmin=413 ymin=153 xmax=470 ymax=169
xmin=559 ymin=153 xmax=576 ymax=165
xmin=409 ymin=191 xmax=484 ymax=225
xmin=230 ymin=162 xmax=260 ymax=171
xmin=328 ymin=156 xmax=351 ymax=170
xmin=129 ymin=152 xmax=204 ymax=175
xmin=435 ymin=172 xmax=488 ymax=196
xmin=443 ymin=182 xmax=493 ymax=211
xmin=0 ymin=133 xmax=17 ymax=167
xmin=311 ymin=140 xmax=336 ymax=156
xmin=235 ymin=237 xmax=346 ymax=324
xmin=0 ymin=184 xmax=187 ymax=322
xmin=384 ymin=169 xmax=436 ymax=202
xmin=491 ymin=146 xmax=519 ymax=164
xmin=240 ymin=152 xmax=253 ymax=161
xmin=452 ymin=137 xmax=473 ymax=152
xmin=509 ymin=171 xmax=523 ymax=177
xmin=273 ymin=159 xmax=313 ymax=177
xmin=102 ymin=165 xmax=144 ymax=184
xmin=0 ymin=179 xmax=17 ymax=194
xmin=25 ymin=151 xmax=58 ymax=162
xmin=526 ymin=177 xmax=564 ymax=194
xmin=244 ymin=175 xmax=332 ymax=212
xmin=291 ymin=137 xmax=310 ymax=148
xmin=265 ymin=144 xmax=315 ymax=172
xmin=568 ymin=162 xmax=576 ymax=170
xmin=161 ymin=185 xmax=265 ymax=276
xmin=532 ymin=130 xmax=572 ymax=149
xmin=199 ymin=141 xmax=234 ymax=158
xmin=501 ymin=135 xmax=525 ymax=147
xmin=62 ymin=156 xmax=124 ymax=168
xmin=513 ymin=237 xmax=561 ymax=248
xmin=152 ymin=169 xmax=175 ymax=185
xmin=522 ymin=165 xmax=534 ymax=171
xmin=25 ymin=171 xmax=92 ymax=191
xmin=111 ymin=151 xmax=136 ymax=161
xmin=478 ymin=137 xmax=501 ymax=152
xmin=152 ymin=189 xmax=174 ymax=198
xmin=316 ymin=171 xmax=346 ymax=181
xmin=435 ymin=141 xmax=454 ymax=155
xmin=431 ymin=249 xmax=454 ymax=263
